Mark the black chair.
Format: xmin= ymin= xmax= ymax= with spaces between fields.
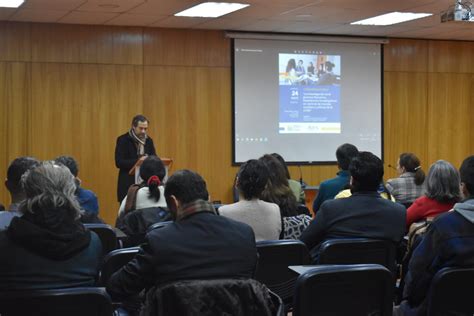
xmin=319 ymin=238 xmax=398 ymax=274
xmin=427 ymin=267 xmax=474 ymax=316
xmin=255 ymin=240 xmax=311 ymax=308
xmin=296 ymin=204 xmax=311 ymax=216
xmin=99 ymin=247 xmax=140 ymax=286
xmin=147 ymin=220 xmax=173 ymax=233
xmin=84 ymin=223 xmax=119 ymax=255
xmin=293 ymin=264 xmax=394 ymax=316
xmin=0 ymin=287 xmax=113 ymax=316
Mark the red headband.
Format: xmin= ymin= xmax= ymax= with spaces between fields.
xmin=147 ymin=175 xmax=161 ymax=186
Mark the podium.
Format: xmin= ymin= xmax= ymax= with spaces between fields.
xmin=129 ymin=157 xmax=173 ymax=184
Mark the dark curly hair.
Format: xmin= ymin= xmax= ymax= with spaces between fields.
xmin=237 ymin=159 xmax=269 ymax=200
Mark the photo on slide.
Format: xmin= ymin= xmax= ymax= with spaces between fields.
xmin=279 ymin=53 xmax=341 ymax=134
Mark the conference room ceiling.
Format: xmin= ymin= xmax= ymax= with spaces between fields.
xmin=1 ymin=0 xmax=473 ymax=40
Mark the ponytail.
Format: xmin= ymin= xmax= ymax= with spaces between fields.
xmin=147 ymin=175 xmax=161 ymax=202
xmin=414 ymin=166 xmax=425 ymax=186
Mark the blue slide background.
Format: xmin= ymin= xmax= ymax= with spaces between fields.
xmin=279 ymin=85 xmax=340 ymax=123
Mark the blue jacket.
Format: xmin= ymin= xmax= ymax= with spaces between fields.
xmin=312 ymin=170 xmax=350 ymax=213
xmin=77 ymin=187 xmax=99 ymax=215
xmin=400 ymin=198 xmax=474 ymax=316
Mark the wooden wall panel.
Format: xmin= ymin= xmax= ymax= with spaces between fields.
xmin=144 ymin=28 xmax=231 ymax=67
xmin=31 ymin=24 xmax=143 ymax=65
xmin=30 ymin=62 xmax=143 ymax=224
xmin=0 ymin=62 xmax=30 ymax=206
xmin=143 ymin=65 xmax=238 ymax=202
xmin=383 ymin=71 xmax=428 ymax=180
xmin=0 ymin=22 xmax=31 ymax=62
xmin=428 ymin=41 xmax=474 ymax=74
xmin=426 ymin=73 xmax=474 ymax=168
xmin=384 ymin=38 xmax=428 ymax=73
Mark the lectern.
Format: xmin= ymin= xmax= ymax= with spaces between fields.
xmin=129 ymin=157 xmax=173 ymax=184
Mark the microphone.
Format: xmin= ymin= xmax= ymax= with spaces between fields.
xmin=387 ymin=164 xmax=397 ymax=171
xmin=298 ymin=165 xmax=305 ymax=187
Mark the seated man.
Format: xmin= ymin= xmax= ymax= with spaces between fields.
xmin=300 ymin=151 xmax=406 ymax=262
xmin=0 ymin=157 xmax=40 ymax=230
xmin=398 ymin=156 xmax=474 ymax=316
xmin=55 ymin=156 xmax=99 ymax=216
xmin=107 ymin=169 xmax=257 ymax=301
xmin=312 ymin=143 xmax=359 ymax=213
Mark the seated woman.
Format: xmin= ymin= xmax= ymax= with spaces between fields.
xmin=0 ymin=161 xmax=102 ymax=290
xmin=387 ymin=152 xmax=425 ymax=206
xmin=117 ymin=155 xmax=167 ymax=218
xmin=271 ymin=153 xmax=306 ymax=204
xmin=406 ymin=160 xmax=461 ymax=229
xmin=259 ymin=154 xmax=311 ymax=239
xmin=219 ymin=159 xmax=281 ymax=241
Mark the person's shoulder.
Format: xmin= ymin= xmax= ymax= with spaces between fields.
xmin=218 ymin=203 xmax=237 ymax=215
xmin=378 ymin=197 xmax=406 ymax=212
xmin=117 ymin=132 xmax=129 ymax=141
xmin=78 ymin=187 xmax=97 ymax=199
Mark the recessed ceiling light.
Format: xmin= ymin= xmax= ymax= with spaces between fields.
xmin=175 ymin=2 xmax=249 ymax=18
xmin=351 ymin=12 xmax=432 ymax=26
xmin=99 ymin=4 xmax=120 ymax=9
xmin=0 ymin=0 xmax=24 ymax=8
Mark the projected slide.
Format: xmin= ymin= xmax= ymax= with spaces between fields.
xmin=279 ymin=54 xmax=341 ymax=134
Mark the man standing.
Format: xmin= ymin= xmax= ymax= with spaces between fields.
xmin=0 ymin=157 xmax=40 ymax=230
xmin=115 ymin=115 xmax=156 ymax=202
xmin=106 ymin=169 xmax=257 ymax=301
xmin=300 ymin=151 xmax=406 ymax=262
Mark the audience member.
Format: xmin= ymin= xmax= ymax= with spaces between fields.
xmin=335 ymin=182 xmax=395 ymax=201
xmin=0 ymin=157 xmax=39 ymax=230
xmin=259 ymin=154 xmax=311 ymax=239
xmin=398 ymin=156 xmax=474 ymax=315
xmin=312 ymin=143 xmax=359 ymax=213
xmin=0 ymin=162 xmax=102 ymax=290
xmin=406 ymin=160 xmax=461 ymax=229
xmin=300 ymin=152 xmax=406 ymax=262
xmin=387 ymin=153 xmax=425 ymax=205
xmin=117 ymin=155 xmax=167 ymax=218
xmin=107 ymin=169 xmax=257 ymax=302
xmin=55 ymin=156 xmax=99 ymax=215
xmin=271 ymin=153 xmax=305 ymax=204
xmin=219 ymin=159 xmax=281 ymax=241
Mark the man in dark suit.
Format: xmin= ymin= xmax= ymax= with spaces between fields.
xmin=115 ymin=115 xmax=156 ymax=202
xmin=106 ymin=169 xmax=257 ymax=301
xmin=300 ymin=151 xmax=406 ymax=262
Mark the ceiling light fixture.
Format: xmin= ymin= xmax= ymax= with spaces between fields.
xmin=0 ymin=0 xmax=24 ymax=8
xmin=175 ymin=2 xmax=249 ymax=18
xmin=351 ymin=12 xmax=432 ymax=26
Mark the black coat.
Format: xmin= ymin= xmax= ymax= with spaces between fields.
xmin=115 ymin=132 xmax=156 ymax=202
xmin=106 ymin=212 xmax=258 ymax=301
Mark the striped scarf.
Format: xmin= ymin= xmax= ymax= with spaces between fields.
xmin=129 ymin=128 xmax=147 ymax=156
xmin=176 ymin=199 xmax=216 ymax=221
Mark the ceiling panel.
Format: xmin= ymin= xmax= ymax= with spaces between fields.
xmin=128 ymin=0 xmax=198 ymax=15
xmin=76 ymin=0 xmax=146 ymax=13
xmin=10 ymin=8 xmax=67 ymax=22
xmin=0 ymin=8 xmax=16 ymax=20
xmin=150 ymin=16 xmax=205 ymax=28
xmin=106 ymin=13 xmax=165 ymax=26
xmin=22 ymin=0 xmax=86 ymax=11
xmin=58 ymin=10 xmax=118 ymax=24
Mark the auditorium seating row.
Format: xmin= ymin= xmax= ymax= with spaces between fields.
xmin=1 ymin=225 xmax=473 ymax=315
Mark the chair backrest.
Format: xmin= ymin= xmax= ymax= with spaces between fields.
xmin=142 ymin=278 xmax=283 ymax=316
xmin=293 ymin=264 xmax=394 ymax=316
xmin=0 ymin=287 xmax=113 ymax=316
xmin=319 ymin=238 xmax=397 ymax=273
xmin=255 ymin=240 xmax=311 ymax=304
xmin=427 ymin=267 xmax=474 ymax=316
xmin=147 ymin=220 xmax=173 ymax=233
xmin=84 ymin=223 xmax=118 ymax=255
xmin=99 ymin=247 xmax=140 ymax=286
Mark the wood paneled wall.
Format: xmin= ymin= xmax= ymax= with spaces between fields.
xmin=0 ymin=23 xmax=473 ymax=224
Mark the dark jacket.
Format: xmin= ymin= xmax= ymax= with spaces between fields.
xmin=0 ymin=228 xmax=102 ymax=291
xmin=141 ymin=278 xmax=277 ymax=316
xmin=400 ymin=198 xmax=474 ymax=316
xmin=106 ymin=211 xmax=257 ymax=301
xmin=115 ymin=132 xmax=156 ymax=202
xmin=300 ymin=191 xmax=406 ymax=261
xmin=312 ymin=170 xmax=350 ymax=213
